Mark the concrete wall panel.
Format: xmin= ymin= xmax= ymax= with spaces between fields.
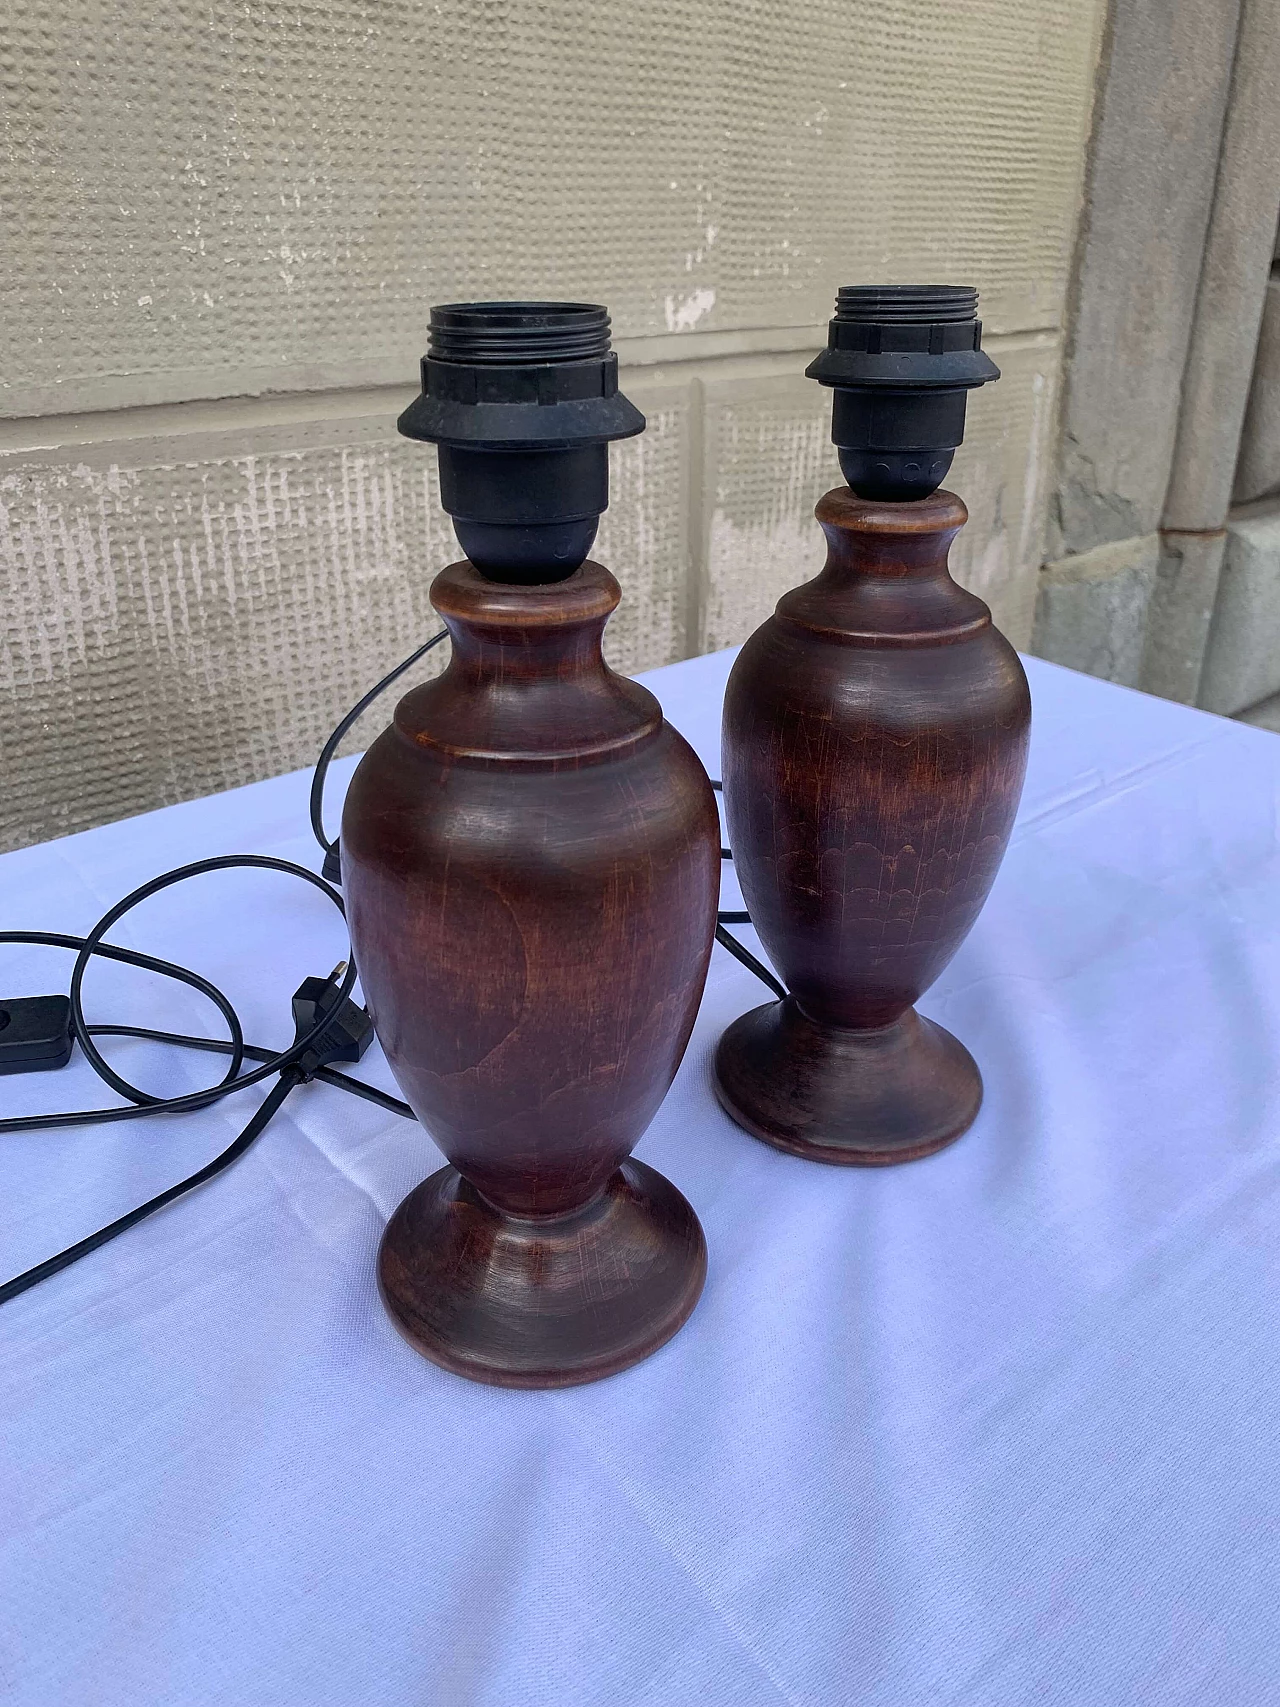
xmin=1237 ymin=687 xmax=1280 ymax=730
xmin=2 ymin=0 xmax=1103 ymax=417
xmin=697 ymin=363 xmax=831 ymax=656
xmin=1 ymin=334 xmax=1061 ymax=851
xmin=1236 ymin=274 xmax=1280 ymax=502
xmin=1141 ymin=530 xmax=1229 ymax=705
xmin=1031 ymin=534 xmax=1161 ymax=688
xmin=0 ymin=384 xmax=692 ymax=850
xmin=1 ymin=0 xmax=1109 ymax=850
xmin=1162 ymin=0 xmax=1280 ymax=532
xmin=1198 ymin=499 xmax=1280 ymax=714
xmin=1049 ymin=0 xmax=1242 ymax=557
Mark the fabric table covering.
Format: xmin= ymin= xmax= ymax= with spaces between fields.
xmin=3 ymin=648 xmax=1279 ymax=1705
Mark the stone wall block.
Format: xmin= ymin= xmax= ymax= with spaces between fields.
xmin=1237 ymin=688 xmax=1280 ymax=731
xmin=1198 ymin=500 xmax=1280 ymax=713
xmin=1139 ymin=530 xmax=1229 ymax=704
xmin=1050 ymin=0 xmax=1241 ymax=557
xmin=1235 ymin=274 xmax=1280 ymax=502
xmin=1162 ymin=0 xmax=1280 ymax=532
xmin=1031 ymin=534 xmax=1161 ymax=687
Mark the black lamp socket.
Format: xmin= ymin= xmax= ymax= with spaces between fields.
xmin=397 ymin=302 xmax=645 ymax=583
xmin=806 ymin=285 xmax=1000 ymax=502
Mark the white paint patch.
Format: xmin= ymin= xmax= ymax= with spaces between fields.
xmin=663 ymin=287 xmax=716 ymax=333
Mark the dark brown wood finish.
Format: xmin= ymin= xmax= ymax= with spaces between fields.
xmin=715 ymin=487 xmax=1031 ymax=1164
xmin=342 ymin=559 xmax=719 ymax=1386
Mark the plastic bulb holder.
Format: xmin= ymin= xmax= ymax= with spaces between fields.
xmin=398 ymin=302 xmax=645 ymax=583
xmin=806 ymin=285 xmax=999 ymax=502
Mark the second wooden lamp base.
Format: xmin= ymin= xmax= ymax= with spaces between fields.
xmin=715 ymin=1001 xmax=982 ymax=1167
xmin=712 ymin=487 xmax=1028 ymax=1171
xmin=713 ymin=287 xmax=1030 ymax=1170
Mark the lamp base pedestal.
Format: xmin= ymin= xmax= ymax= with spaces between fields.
xmin=378 ymin=1159 xmax=707 ymax=1388
xmin=714 ymin=997 xmax=981 ymax=1167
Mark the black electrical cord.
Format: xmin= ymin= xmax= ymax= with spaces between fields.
xmin=707 ymin=776 xmax=788 ymax=999
xmin=0 ymin=856 xmax=356 ymax=1135
xmin=0 ymin=945 xmax=366 ymax=1307
xmin=713 ymin=924 xmax=787 ymax=1000
xmin=0 ymin=952 xmax=411 ymax=1131
xmin=2 ymin=931 xmax=248 ymax=1098
xmin=0 ymin=857 xmax=416 ymax=1306
xmin=0 ymin=1065 xmax=303 ymax=1308
xmin=86 ymin=1026 xmax=413 ymax=1118
xmin=70 ymin=856 xmax=356 ymax=1110
xmin=309 ymin=629 xmax=449 ymax=877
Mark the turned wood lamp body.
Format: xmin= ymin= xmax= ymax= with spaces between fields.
xmin=342 ymin=304 xmax=718 ymax=1385
xmin=715 ymin=287 xmax=1031 ymax=1164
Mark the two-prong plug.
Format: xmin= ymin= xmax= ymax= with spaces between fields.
xmin=291 ymin=962 xmax=374 ymax=1082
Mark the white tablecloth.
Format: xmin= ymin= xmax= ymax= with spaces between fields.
xmin=3 ymin=649 xmax=1280 ymax=1706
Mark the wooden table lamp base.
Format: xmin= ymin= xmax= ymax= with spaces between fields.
xmin=714 ymin=998 xmax=982 ymax=1167
xmin=378 ymin=1160 xmax=706 ymax=1388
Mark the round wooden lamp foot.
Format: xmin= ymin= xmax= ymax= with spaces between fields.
xmin=714 ymin=997 xmax=982 ymax=1166
xmin=378 ymin=1159 xmax=707 ymax=1388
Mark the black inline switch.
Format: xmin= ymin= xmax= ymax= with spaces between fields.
xmin=0 ymin=995 xmax=74 ymax=1075
xmin=397 ymin=301 xmax=645 ymax=584
xmin=806 ymin=284 xmax=1000 ymax=502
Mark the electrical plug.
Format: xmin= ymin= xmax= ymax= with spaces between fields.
xmin=291 ymin=962 xmax=374 ymax=1081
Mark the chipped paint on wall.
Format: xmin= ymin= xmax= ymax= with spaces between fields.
xmin=665 ymin=289 xmax=717 ymax=333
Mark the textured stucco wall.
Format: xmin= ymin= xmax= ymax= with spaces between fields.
xmin=1 ymin=0 xmax=1105 ymax=851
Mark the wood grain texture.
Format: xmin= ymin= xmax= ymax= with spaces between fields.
xmin=341 ymin=558 xmax=719 ymax=1385
xmin=715 ymin=487 xmax=1031 ymax=1164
